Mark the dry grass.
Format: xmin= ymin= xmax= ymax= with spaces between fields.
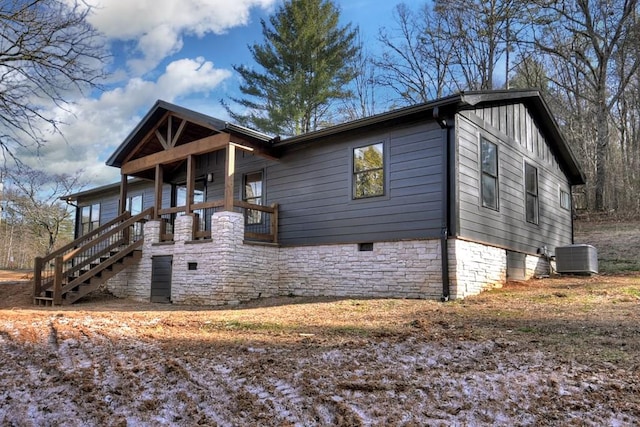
xmin=0 ymin=219 xmax=638 ymax=424
xmin=575 ymin=219 xmax=640 ymax=272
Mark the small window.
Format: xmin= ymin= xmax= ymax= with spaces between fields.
xmin=560 ymin=189 xmax=571 ymax=210
xmin=353 ymin=142 xmax=384 ymax=199
xmin=525 ymin=163 xmax=539 ymax=224
xmin=480 ymin=138 xmax=499 ymax=210
xmin=243 ymin=171 xmax=263 ymax=224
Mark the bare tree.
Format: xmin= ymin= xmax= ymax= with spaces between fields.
xmin=434 ymin=0 xmax=531 ymax=91
xmin=532 ymin=0 xmax=640 ymax=212
xmin=375 ymin=1 xmax=534 ymax=106
xmin=3 ymin=166 xmax=84 ymax=254
xmin=339 ymin=34 xmax=379 ymax=120
xmin=375 ymin=3 xmax=455 ymax=105
xmin=0 ymin=0 xmax=108 ymax=158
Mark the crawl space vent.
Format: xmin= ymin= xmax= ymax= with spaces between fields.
xmin=555 ymin=244 xmax=598 ymax=274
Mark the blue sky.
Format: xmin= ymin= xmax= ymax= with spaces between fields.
xmin=20 ymin=0 xmax=421 ymax=187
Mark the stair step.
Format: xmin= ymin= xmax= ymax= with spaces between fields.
xmin=33 ymin=297 xmax=53 ymax=307
xmin=35 ymin=241 xmax=143 ymax=306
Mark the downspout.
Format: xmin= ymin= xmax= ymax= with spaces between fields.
xmin=434 ymin=107 xmax=451 ymax=302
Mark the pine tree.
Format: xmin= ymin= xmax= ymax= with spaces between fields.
xmin=223 ymin=0 xmax=359 ymax=136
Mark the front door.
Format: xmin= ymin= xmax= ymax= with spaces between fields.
xmin=151 ymin=255 xmax=172 ymax=303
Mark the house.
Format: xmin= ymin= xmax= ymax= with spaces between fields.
xmin=33 ymin=89 xmax=585 ymax=306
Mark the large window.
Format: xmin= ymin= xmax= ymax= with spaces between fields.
xmin=170 ymin=182 xmax=205 ymax=234
xmin=174 ymin=183 xmax=204 ymax=208
xmin=353 ymin=142 xmax=384 ymax=199
xmin=126 ymin=195 xmax=143 ymax=237
xmin=80 ymin=203 xmax=100 ymax=236
xmin=525 ymin=162 xmax=539 ymax=224
xmin=481 ymin=138 xmax=499 ymax=210
xmin=243 ymin=171 xmax=263 ymax=224
xmin=126 ymin=194 xmax=143 ymax=215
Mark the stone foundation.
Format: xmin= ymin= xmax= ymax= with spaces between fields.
xmin=278 ymin=240 xmax=443 ymax=299
xmin=447 ymin=239 xmax=550 ymax=299
xmin=107 ymin=213 xmax=548 ymax=304
xmin=448 ymin=239 xmax=507 ymax=299
xmin=526 ymin=253 xmax=551 ymax=278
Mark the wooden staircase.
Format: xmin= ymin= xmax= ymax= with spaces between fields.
xmin=33 ymin=208 xmax=153 ymax=306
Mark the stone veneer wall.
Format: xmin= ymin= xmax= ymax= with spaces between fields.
xmin=525 ymin=253 xmax=551 ymax=279
xmin=278 ymin=240 xmax=443 ymax=299
xmin=447 ymin=239 xmax=551 ymax=299
xmin=448 ymin=239 xmax=507 ymax=299
xmin=107 ymin=212 xmax=445 ymax=304
xmin=107 ymin=212 xmax=280 ymax=305
xmin=108 ymin=213 xmax=547 ymax=304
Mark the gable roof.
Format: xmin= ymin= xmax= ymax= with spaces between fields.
xmin=106 ymin=100 xmax=273 ymax=169
xmin=105 ymin=91 xmax=584 ymax=186
xmin=275 ymin=89 xmax=585 ymax=185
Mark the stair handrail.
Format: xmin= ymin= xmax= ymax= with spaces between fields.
xmin=34 ymin=207 xmax=154 ymax=298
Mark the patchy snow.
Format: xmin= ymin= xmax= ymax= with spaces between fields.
xmin=1 ymin=313 xmax=638 ymax=426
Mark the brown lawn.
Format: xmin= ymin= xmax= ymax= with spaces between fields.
xmin=0 ymin=220 xmax=638 ymax=425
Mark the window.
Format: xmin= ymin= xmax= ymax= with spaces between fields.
xmin=243 ymin=171 xmax=263 ymax=224
xmin=560 ymin=189 xmax=571 ymax=211
xmin=480 ymin=138 xmax=499 ymax=210
xmin=353 ymin=142 xmax=384 ymax=199
xmin=126 ymin=194 xmax=143 ymax=215
xmin=169 ymin=182 xmax=205 ymax=235
xmin=525 ymin=163 xmax=539 ymax=224
xmin=126 ymin=195 xmax=143 ymax=237
xmin=80 ymin=203 xmax=100 ymax=235
xmin=174 ymin=183 xmax=204 ymax=208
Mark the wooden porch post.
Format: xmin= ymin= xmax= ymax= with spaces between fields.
xmin=119 ymin=174 xmax=128 ymax=214
xmin=154 ymin=164 xmax=163 ymax=220
xmin=224 ymin=144 xmax=236 ymax=212
xmin=53 ymin=256 xmax=63 ymax=305
xmin=120 ymin=174 xmax=130 ymax=243
xmin=33 ymin=257 xmax=42 ymax=297
xmin=186 ymin=154 xmax=194 ymax=215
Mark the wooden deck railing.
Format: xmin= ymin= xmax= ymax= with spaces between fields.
xmin=33 ymin=208 xmax=154 ymax=303
xmin=158 ymin=200 xmax=278 ymax=243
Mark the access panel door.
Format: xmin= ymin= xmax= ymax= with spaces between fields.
xmin=151 ymin=255 xmax=172 ymax=303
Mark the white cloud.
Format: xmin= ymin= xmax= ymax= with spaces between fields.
xmin=82 ymin=0 xmax=277 ymax=74
xmin=19 ymin=57 xmax=232 ymax=187
xmin=12 ymin=0 xmax=278 ymax=188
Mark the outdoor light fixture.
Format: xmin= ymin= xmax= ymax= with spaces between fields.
xmin=207 ymin=173 xmax=214 ymax=182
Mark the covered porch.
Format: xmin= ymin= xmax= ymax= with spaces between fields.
xmin=108 ymin=101 xmax=280 ymax=243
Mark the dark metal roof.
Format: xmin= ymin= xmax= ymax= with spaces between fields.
xmin=103 ymin=91 xmax=584 ymax=187
xmin=62 ymin=177 xmax=151 ymax=202
xmin=275 ymin=89 xmax=585 ymax=185
xmin=106 ymin=99 xmax=273 ymax=168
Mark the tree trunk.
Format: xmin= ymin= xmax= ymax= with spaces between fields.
xmin=594 ymin=101 xmax=609 ymax=212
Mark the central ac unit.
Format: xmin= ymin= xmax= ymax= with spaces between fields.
xmin=555 ymin=244 xmax=598 ymax=274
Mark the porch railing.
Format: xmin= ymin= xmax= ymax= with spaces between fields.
xmin=33 ymin=207 xmax=154 ymax=303
xmin=157 ymin=200 xmax=278 ymax=243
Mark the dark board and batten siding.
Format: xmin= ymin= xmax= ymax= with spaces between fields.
xmin=270 ymin=122 xmax=446 ymax=246
xmin=456 ymin=104 xmax=573 ymax=255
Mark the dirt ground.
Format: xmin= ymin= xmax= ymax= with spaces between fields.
xmin=1 ymin=221 xmax=639 ymax=426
